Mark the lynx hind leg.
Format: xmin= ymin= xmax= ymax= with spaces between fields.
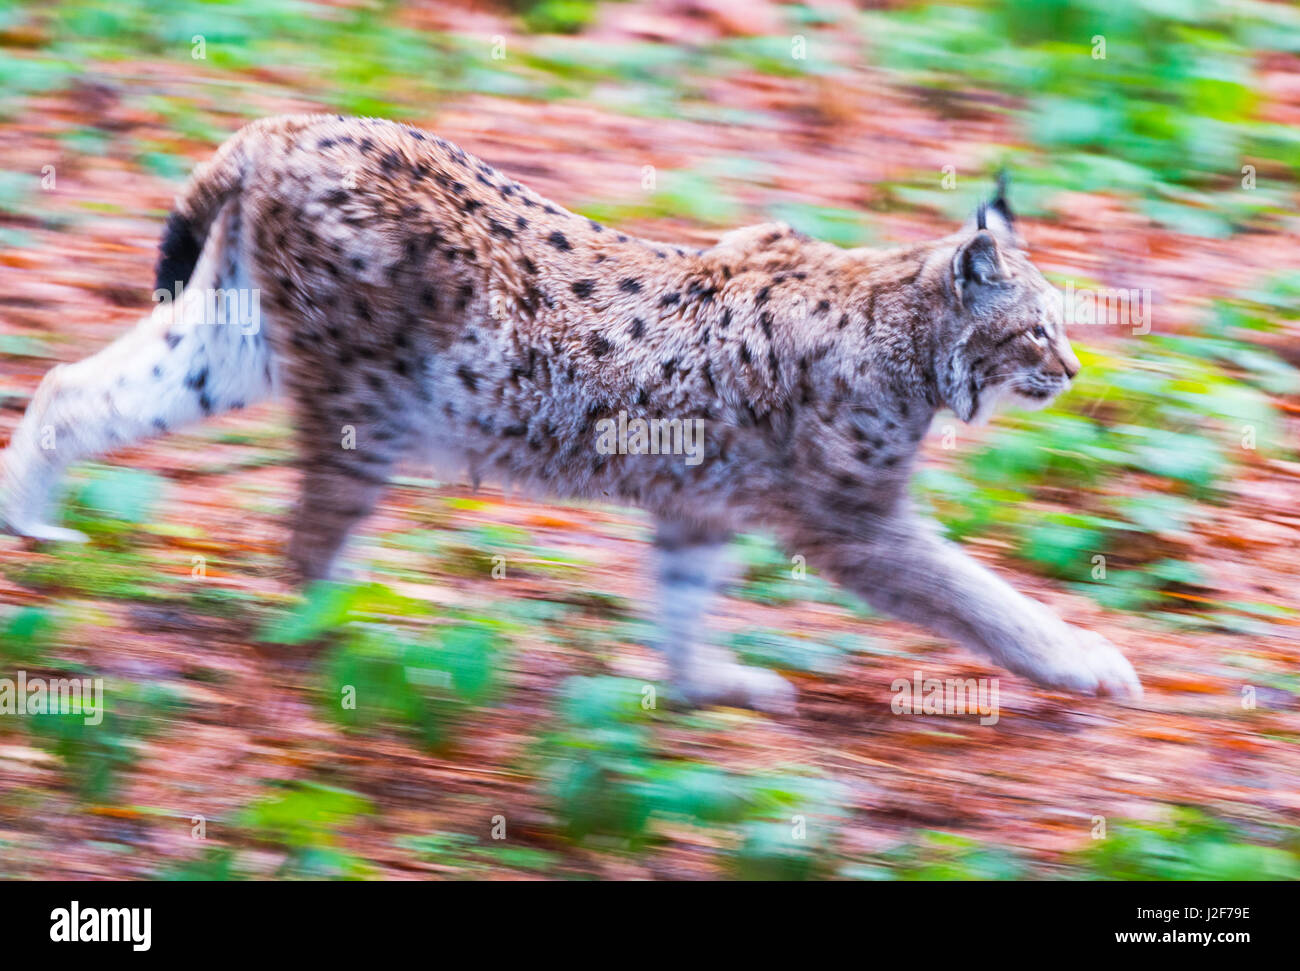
xmin=1 ymin=207 xmax=272 ymax=540
xmin=652 ymin=515 xmax=795 ymax=715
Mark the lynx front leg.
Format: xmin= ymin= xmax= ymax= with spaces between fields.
xmin=794 ymin=510 xmax=1141 ymax=698
xmin=287 ymin=462 xmax=389 ymax=583
xmin=285 ymin=396 xmax=413 ymax=584
xmin=652 ymin=516 xmax=795 ymax=714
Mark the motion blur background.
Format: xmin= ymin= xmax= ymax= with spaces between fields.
xmin=0 ymin=0 xmax=1298 ymax=879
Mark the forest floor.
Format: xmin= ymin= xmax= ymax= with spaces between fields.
xmin=1 ymin=1 xmax=1298 ymax=879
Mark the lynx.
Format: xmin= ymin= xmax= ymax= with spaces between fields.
xmin=0 ymin=114 xmax=1141 ymax=712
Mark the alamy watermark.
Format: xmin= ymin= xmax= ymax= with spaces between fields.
xmin=0 ymin=671 xmax=104 ymax=725
xmin=1060 ymin=281 xmax=1151 ymax=336
xmin=595 ymin=410 xmax=705 ymax=467
xmin=50 ymin=901 xmax=151 ymax=951
xmin=891 ymin=670 xmax=1000 ymax=726
xmin=153 ymin=281 xmax=262 ymax=336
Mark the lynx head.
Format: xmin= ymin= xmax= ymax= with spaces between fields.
xmin=937 ymin=177 xmax=1079 ymax=424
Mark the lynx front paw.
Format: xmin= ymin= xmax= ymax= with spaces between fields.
xmin=1022 ymin=627 xmax=1142 ymax=700
xmin=1074 ymin=629 xmax=1143 ymax=699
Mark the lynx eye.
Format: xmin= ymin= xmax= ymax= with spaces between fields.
xmin=1031 ymin=324 xmax=1048 ymax=340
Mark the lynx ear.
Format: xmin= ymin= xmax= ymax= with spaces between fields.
xmin=952 ymin=229 xmax=1007 ymax=306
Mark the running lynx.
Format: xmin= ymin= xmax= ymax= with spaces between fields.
xmin=0 ymin=115 xmax=1141 ymax=712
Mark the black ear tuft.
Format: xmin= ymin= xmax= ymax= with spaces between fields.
xmin=990 ymin=170 xmax=1014 ymax=226
xmin=975 ymin=202 xmax=988 ymax=232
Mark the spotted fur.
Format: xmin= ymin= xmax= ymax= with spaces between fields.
xmin=1 ymin=114 xmax=1139 ymax=709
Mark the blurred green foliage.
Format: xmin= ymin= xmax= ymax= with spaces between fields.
xmin=844 ymin=810 xmax=1300 ymax=880
xmin=324 ymin=623 xmax=502 ymax=750
xmin=396 ymin=830 xmax=563 ymax=877
xmin=845 ymin=830 xmax=1032 ymax=881
xmin=0 ymin=605 xmax=59 ymax=667
xmin=538 ymin=674 xmax=844 ymax=876
xmin=511 ymin=0 xmax=602 ymax=36
xmin=868 ymin=0 xmax=1300 ymax=234
xmin=236 ymin=781 xmax=374 ymax=878
xmin=25 ymin=678 xmax=183 ymax=801
xmin=164 ymin=781 xmax=376 ymax=878
xmin=1073 ymin=809 xmax=1300 ymax=880
xmin=259 ymin=581 xmax=506 ymax=750
xmin=65 ymin=466 xmax=167 ymax=538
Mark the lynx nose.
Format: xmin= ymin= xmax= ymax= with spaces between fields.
xmin=1057 ymin=342 xmax=1081 ymax=380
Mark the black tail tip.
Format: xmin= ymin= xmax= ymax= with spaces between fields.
xmin=154 ymin=211 xmax=201 ymax=293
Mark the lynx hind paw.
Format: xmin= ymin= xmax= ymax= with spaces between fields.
xmin=0 ymin=495 xmax=88 ymax=543
xmin=1 ymin=465 xmax=84 ymax=542
xmin=2 ymin=519 xmax=89 ymax=544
